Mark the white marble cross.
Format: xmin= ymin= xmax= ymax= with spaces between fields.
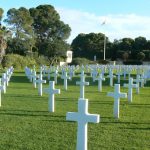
xmin=32 ymin=70 xmax=37 ymax=88
xmin=44 ymin=81 xmax=60 ymax=112
xmin=107 ymin=69 xmax=116 ymax=86
xmin=47 ymin=68 xmax=51 ymax=80
xmin=91 ymin=69 xmax=98 ymax=82
xmin=35 ymin=73 xmax=46 ymax=96
xmin=124 ymin=78 xmax=138 ymax=103
xmin=107 ymin=84 xmax=127 ymax=119
xmin=2 ymin=73 xmax=7 ymax=94
xmin=66 ymin=99 xmax=100 ymax=150
xmin=95 ymin=73 xmax=105 ymax=92
xmin=61 ymin=72 xmax=70 ymax=90
xmin=116 ymin=71 xmax=122 ymax=84
xmin=6 ymin=70 xmax=10 ymax=86
xmin=133 ymin=75 xmax=142 ymax=94
xmin=0 ymin=78 xmax=4 ymax=107
xmin=76 ymin=72 xmax=89 ymax=99
xmin=53 ymin=69 xmax=59 ymax=84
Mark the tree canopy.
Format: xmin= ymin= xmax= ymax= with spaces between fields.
xmin=3 ymin=5 xmax=71 ymax=62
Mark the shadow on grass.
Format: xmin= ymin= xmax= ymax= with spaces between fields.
xmin=90 ymin=100 xmax=113 ymax=105
xmin=0 ymin=109 xmax=66 ymax=118
xmin=57 ymin=97 xmax=77 ymax=102
xmin=10 ymin=75 xmax=29 ymax=83
xmin=119 ymin=127 xmax=150 ymax=130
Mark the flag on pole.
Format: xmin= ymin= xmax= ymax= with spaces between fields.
xmin=101 ymin=20 xmax=106 ymax=25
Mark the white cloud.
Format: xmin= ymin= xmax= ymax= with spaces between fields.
xmin=56 ymin=7 xmax=150 ymax=43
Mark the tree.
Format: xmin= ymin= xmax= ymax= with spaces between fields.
xmin=29 ymin=5 xmax=71 ymax=59
xmin=71 ymin=32 xmax=110 ymax=60
xmin=134 ymin=36 xmax=147 ymax=51
xmin=137 ymin=52 xmax=145 ymax=61
xmin=0 ymin=8 xmax=12 ymax=63
xmin=4 ymin=7 xmax=35 ymax=55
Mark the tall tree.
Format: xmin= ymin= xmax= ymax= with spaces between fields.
xmin=71 ymin=33 xmax=110 ymax=60
xmin=4 ymin=7 xmax=35 ymax=55
xmin=29 ymin=5 xmax=71 ymax=59
xmin=0 ymin=8 xmax=11 ymax=62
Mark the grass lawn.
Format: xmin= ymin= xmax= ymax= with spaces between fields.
xmin=0 ymin=71 xmax=150 ymax=150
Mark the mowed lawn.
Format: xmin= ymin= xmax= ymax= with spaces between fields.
xmin=0 ymin=71 xmax=150 ymax=150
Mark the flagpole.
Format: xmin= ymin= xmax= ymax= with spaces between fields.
xmin=104 ymin=34 xmax=106 ymax=60
xmin=101 ymin=21 xmax=106 ymax=60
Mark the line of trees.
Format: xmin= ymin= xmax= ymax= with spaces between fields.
xmin=0 ymin=5 xmax=71 ymax=64
xmin=0 ymin=4 xmax=150 ymax=65
xmin=71 ymin=33 xmax=150 ymax=62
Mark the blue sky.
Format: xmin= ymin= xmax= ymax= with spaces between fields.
xmin=1 ymin=0 xmax=150 ymax=43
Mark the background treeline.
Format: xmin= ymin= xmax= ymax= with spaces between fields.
xmin=0 ymin=4 xmax=150 ymax=68
xmin=71 ymin=33 xmax=150 ymax=63
xmin=0 ymin=5 xmax=71 ymax=68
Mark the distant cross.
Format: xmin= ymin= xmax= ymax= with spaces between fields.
xmin=35 ymin=73 xmax=46 ymax=96
xmin=53 ymin=69 xmax=59 ymax=84
xmin=0 ymin=78 xmax=4 ymax=106
xmin=47 ymin=68 xmax=51 ymax=80
xmin=95 ymin=73 xmax=105 ymax=92
xmin=107 ymin=69 xmax=115 ymax=86
xmin=139 ymin=74 xmax=145 ymax=87
xmin=32 ymin=70 xmax=37 ymax=88
xmin=116 ymin=71 xmax=122 ymax=84
xmin=66 ymin=99 xmax=100 ymax=150
xmin=124 ymin=78 xmax=138 ymax=103
xmin=44 ymin=81 xmax=60 ymax=112
xmin=91 ymin=69 xmax=98 ymax=82
xmin=29 ymin=69 xmax=33 ymax=82
xmin=2 ymin=73 xmax=7 ymax=94
xmin=6 ymin=70 xmax=10 ymax=86
xmin=76 ymin=73 xmax=89 ymax=99
xmin=107 ymin=84 xmax=127 ymax=119
xmin=61 ymin=71 xmax=70 ymax=90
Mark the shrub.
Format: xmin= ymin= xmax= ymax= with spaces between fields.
xmin=98 ymin=59 xmax=110 ymax=64
xmin=71 ymin=57 xmax=91 ymax=65
xmin=1 ymin=54 xmax=36 ymax=69
xmin=123 ymin=60 xmax=143 ymax=65
xmin=137 ymin=52 xmax=145 ymax=61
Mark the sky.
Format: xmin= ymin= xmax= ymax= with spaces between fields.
xmin=1 ymin=0 xmax=150 ymax=43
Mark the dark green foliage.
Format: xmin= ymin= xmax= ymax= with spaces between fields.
xmin=1 ymin=54 xmax=49 ymax=69
xmin=123 ymin=60 xmax=143 ymax=65
xmin=137 ymin=52 xmax=145 ymax=61
xmin=71 ymin=33 xmax=110 ymax=60
xmin=29 ymin=5 xmax=71 ymax=59
xmin=98 ymin=59 xmax=110 ymax=64
xmin=71 ymin=57 xmax=91 ymax=65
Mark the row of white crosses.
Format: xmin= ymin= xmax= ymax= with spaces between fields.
xmin=0 ymin=66 xmax=14 ymax=106
xmin=67 ymin=69 xmax=100 ymax=150
xmin=25 ymin=66 xmax=60 ymax=112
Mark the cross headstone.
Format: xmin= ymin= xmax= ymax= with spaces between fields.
xmin=61 ymin=71 xmax=70 ymax=90
xmin=35 ymin=73 xmax=46 ymax=96
xmin=76 ymin=73 xmax=89 ymax=99
xmin=0 ymin=78 xmax=4 ymax=107
xmin=107 ymin=69 xmax=115 ymax=86
xmin=107 ymin=84 xmax=127 ymax=119
xmin=95 ymin=73 xmax=105 ymax=92
xmin=44 ymin=81 xmax=60 ymax=112
xmin=66 ymin=99 xmax=100 ymax=150
xmin=123 ymin=78 xmax=138 ymax=103
xmin=116 ymin=71 xmax=122 ymax=84
xmin=53 ymin=69 xmax=59 ymax=84
xmin=32 ymin=70 xmax=37 ymax=88
xmin=2 ymin=73 xmax=7 ymax=94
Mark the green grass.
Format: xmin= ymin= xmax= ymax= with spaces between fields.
xmin=0 ymin=71 xmax=150 ymax=150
